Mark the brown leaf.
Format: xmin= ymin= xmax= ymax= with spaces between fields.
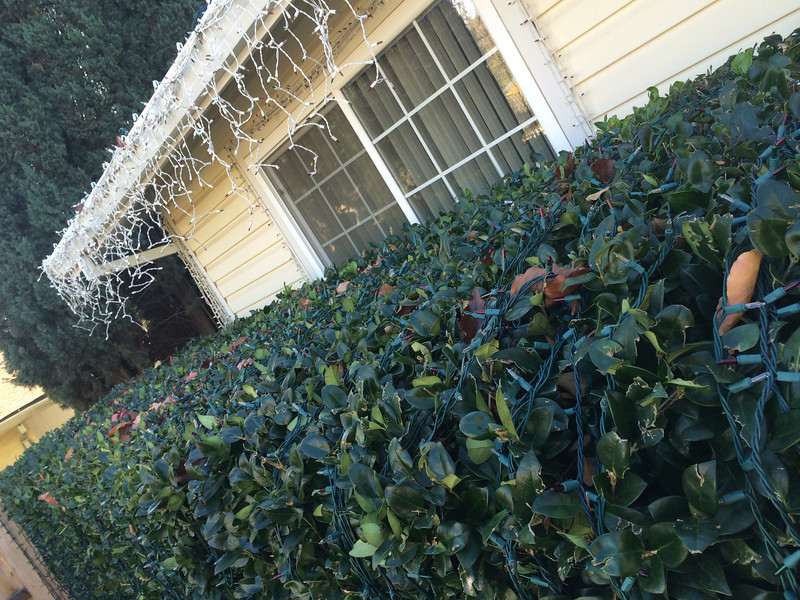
xmin=459 ymin=287 xmax=485 ymax=343
xmin=586 ymin=185 xmax=611 ymax=203
xmin=228 ymin=336 xmax=250 ymax=351
xmin=510 ymin=266 xmax=547 ymax=297
xmin=377 ymin=283 xmax=396 ymax=296
xmin=336 ymin=281 xmax=351 ymax=294
xmin=715 ymin=249 xmax=763 ymax=335
xmin=465 ymin=230 xmax=479 ymax=243
xmin=510 ymin=264 xmax=590 ymax=307
xmin=591 ymin=158 xmax=616 ymax=183
xmin=545 ymin=265 xmax=591 ymax=307
xmin=64 ymin=448 xmax=75 ymax=462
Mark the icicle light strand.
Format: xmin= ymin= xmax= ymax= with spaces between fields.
xmin=42 ymin=0 xmax=382 ymax=335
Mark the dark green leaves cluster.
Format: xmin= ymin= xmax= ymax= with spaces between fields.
xmin=2 ymin=30 xmax=800 ymax=600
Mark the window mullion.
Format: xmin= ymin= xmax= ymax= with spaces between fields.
xmin=332 ymin=91 xmax=421 ymax=225
xmin=412 ymin=20 xmax=504 ymax=178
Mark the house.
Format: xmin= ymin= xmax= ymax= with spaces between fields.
xmin=42 ymin=0 xmax=800 ymax=327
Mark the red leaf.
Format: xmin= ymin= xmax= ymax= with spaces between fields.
xmin=591 ymin=158 xmax=616 ymax=183
xmin=37 ymin=492 xmax=58 ymax=505
xmin=459 ymin=287 xmax=485 ymax=343
xmin=377 ymin=283 xmax=396 ymax=296
xmin=555 ymin=154 xmax=575 ymax=180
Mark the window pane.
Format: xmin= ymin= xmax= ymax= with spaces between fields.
xmin=412 ymin=90 xmax=481 ymax=169
xmin=375 ymin=204 xmax=407 ymax=237
xmin=303 ymin=126 xmax=340 ymax=180
xmin=325 ymin=237 xmax=357 ymax=266
xmin=417 ymin=0 xmax=493 ymax=78
xmin=325 ymin=105 xmax=364 ymax=162
xmin=446 ymin=152 xmax=498 ymax=195
xmin=270 ymin=149 xmax=314 ymax=198
xmin=296 ymin=190 xmax=340 ymax=242
xmin=348 ymin=154 xmax=393 ymax=212
xmin=492 ymin=124 xmax=553 ymax=175
xmin=455 ymin=58 xmax=534 ymax=141
xmin=376 ymin=122 xmax=438 ymax=192
xmin=345 ymin=71 xmax=405 ymax=138
xmin=319 ymin=171 xmax=368 ymax=229
xmin=379 ymin=26 xmax=444 ymax=110
xmin=408 ymin=179 xmax=453 ymax=221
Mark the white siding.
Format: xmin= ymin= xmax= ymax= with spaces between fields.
xmin=525 ymin=0 xmax=800 ymax=121
xmin=171 ymin=160 xmax=306 ymax=318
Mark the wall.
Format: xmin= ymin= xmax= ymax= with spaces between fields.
xmin=0 ymin=402 xmax=74 ymax=471
xmin=525 ymin=0 xmax=800 ymax=121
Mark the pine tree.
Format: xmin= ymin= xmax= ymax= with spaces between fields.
xmin=0 ymin=0 xmax=210 ymax=409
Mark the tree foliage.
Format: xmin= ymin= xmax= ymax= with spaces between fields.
xmin=0 ymin=0 xmax=210 ymax=409
xmin=3 ymin=31 xmax=800 ymax=599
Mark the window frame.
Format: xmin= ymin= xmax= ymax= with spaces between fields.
xmin=253 ymin=0 xmax=583 ymax=271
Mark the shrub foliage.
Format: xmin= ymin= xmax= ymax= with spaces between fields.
xmin=3 ymin=33 xmax=800 ymax=600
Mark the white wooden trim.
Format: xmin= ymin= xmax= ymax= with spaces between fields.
xmin=91 ymin=242 xmax=178 ymax=277
xmin=478 ymin=0 xmax=592 ymax=150
xmin=332 ymin=90 xmax=421 ymax=226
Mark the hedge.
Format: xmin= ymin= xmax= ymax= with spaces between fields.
xmin=2 ymin=31 xmax=800 ymax=600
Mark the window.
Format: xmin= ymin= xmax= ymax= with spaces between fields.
xmin=265 ymin=0 xmax=556 ymax=265
xmin=344 ymin=0 xmax=555 ymax=220
xmin=266 ymin=106 xmax=409 ymax=265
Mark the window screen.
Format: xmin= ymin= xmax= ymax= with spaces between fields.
xmin=344 ymin=0 xmax=554 ymax=220
xmin=265 ymin=106 xmax=408 ymax=265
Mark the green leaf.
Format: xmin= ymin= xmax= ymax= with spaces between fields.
xmin=721 ymin=323 xmax=760 ymax=353
xmin=786 ymin=220 xmax=800 ymax=256
xmin=768 ymin=409 xmax=800 ymax=452
xmin=480 ymin=509 xmax=509 ymax=544
xmin=242 ymin=384 xmax=257 ymax=398
xmin=361 ymin=522 xmax=387 ymax=548
xmin=674 ymin=518 xmax=719 ymax=553
xmin=298 ymin=433 xmax=330 ymax=459
xmin=589 ymin=529 xmax=644 ymax=577
xmin=412 ymin=375 xmax=442 ymax=388
xmin=349 ymin=539 xmax=377 ymax=558
xmin=688 ymin=555 xmax=731 ymax=595
xmin=385 ymin=484 xmax=426 ymax=520
xmin=197 ymin=414 xmax=217 ymax=429
xmin=349 ymin=463 xmax=382 ymax=499
xmin=682 ymin=460 xmax=717 ymax=517
xmin=460 ymin=411 xmax=499 ymax=440
xmin=495 ymin=386 xmax=518 ymax=440
xmin=596 ymin=432 xmax=631 ymax=479
xmin=531 ymin=490 xmax=581 ymax=518
xmin=409 ymin=310 xmax=440 ymax=337
xmin=747 ymin=180 xmax=800 ymax=257
xmin=324 ymin=364 xmax=340 ymax=385
xmin=685 ymin=151 xmax=714 ymax=193
xmin=647 ymin=523 xmax=689 ymax=568
xmin=465 ymin=438 xmax=494 ymax=464
xmin=475 ymin=340 xmax=499 ymax=360
xmin=424 ymin=442 xmax=456 ymax=481
xmin=589 ymin=338 xmax=624 ymax=374
xmin=731 ymin=48 xmax=754 ymax=76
